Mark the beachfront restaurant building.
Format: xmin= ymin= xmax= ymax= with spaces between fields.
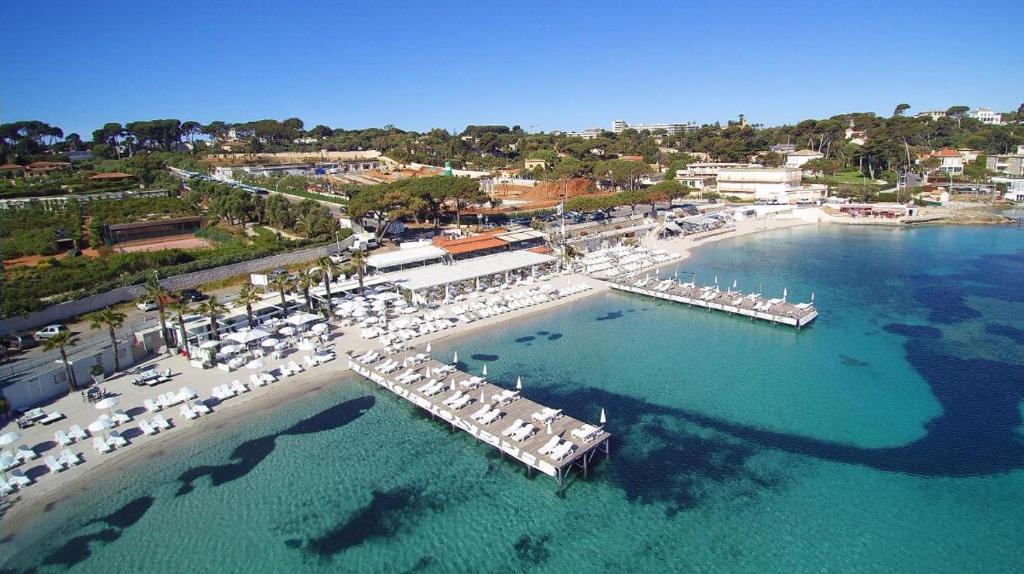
xmin=385 ymin=250 xmax=557 ymax=305
xmin=366 ymin=241 xmax=448 ymax=273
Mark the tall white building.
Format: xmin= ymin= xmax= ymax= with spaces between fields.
xmin=967 ymin=108 xmax=1003 ymax=125
xmin=611 ymin=119 xmax=699 ymax=135
xmin=716 ymin=167 xmax=825 ymax=203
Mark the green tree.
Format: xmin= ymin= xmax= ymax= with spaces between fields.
xmin=87 ymin=307 xmax=127 ymax=371
xmin=315 ymin=256 xmax=340 ymax=316
xmin=196 ymin=296 xmax=228 ymax=339
xmin=234 ymin=284 xmax=262 ymax=328
xmin=350 ymin=250 xmax=367 ymax=293
xmin=166 ymin=298 xmax=193 ymax=350
xmin=42 ymin=331 xmax=80 ymax=391
xmin=894 ymin=103 xmax=911 ymax=117
xmin=269 ymin=274 xmax=294 ymax=309
xmin=143 ymin=275 xmax=172 ymax=351
xmin=946 ymin=106 xmax=970 ymax=129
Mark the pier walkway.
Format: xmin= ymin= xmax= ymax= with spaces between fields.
xmin=348 ymin=346 xmax=610 ymax=491
xmin=609 ymin=277 xmax=818 ymax=328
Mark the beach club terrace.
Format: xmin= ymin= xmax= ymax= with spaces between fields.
xmin=348 ymin=346 xmax=610 ymax=491
xmin=609 ymin=274 xmax=818 ymax=329
xmin=384 ymin=250 xmax=558 ymax=305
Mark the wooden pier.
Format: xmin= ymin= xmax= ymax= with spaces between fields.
xmin=348 ymin=348 xmax=611 ymax=491
xmin=609 ymin=278 xmax=818 ymax=328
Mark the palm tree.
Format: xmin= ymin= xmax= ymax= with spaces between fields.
xmin=350 ymin=250 xmax=367 ymax=293
xmin=235 ymin=284 xmax=262 ymax=328
xmin=196 ymin=296 xmax=228 ymax=339
xmin=166 ymin=298 xmax=193 ymax=352
xmin=297 ymin=269 xmax=316 ymax=310
xmin=42 ymin=331 xmax=80 ymax=391
xmin=86 ymin=307 xmax=127 ymax=371
xmin=316 ymin=256 xmax=339 ymax=316
xmin=269 ymin=274 xmax=293 ymax=310
xmin=144 ymin=274 xmax=172 ymax=351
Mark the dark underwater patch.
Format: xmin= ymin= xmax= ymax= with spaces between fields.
xmin=471 ymin=353 xmax=499 ymax=361
xmin=985 ymin=324 xmax=1024 ymax=345
xmin=515 ymin=336 xmax=536 ymax=343
xmin=839 ymin=355 xmax=870 ymax=367
xmin=547 ymin=333 xmax=563 ymax=341
xmin=301 ymin=487 xmax=427 ymax=558
xmin=177 ymin=396 xmax=374 ymax=495
xmin=536 ymin=330 xmax=550 ymax=335
xmin=513 ymin=533 xmax=552 ymax=565
xmin=595 ymin=311 xmax=623 ymax=321
xmin=34 ymin=495 xmax=157 ymax=568
xmin=883 ymin=324 xmax=941 ymax=339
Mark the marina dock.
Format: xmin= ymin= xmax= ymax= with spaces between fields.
xmin=609 ymin=277 xmax=818 ymax=328
xmin=348 ymin=348 xmax=611 ymax=491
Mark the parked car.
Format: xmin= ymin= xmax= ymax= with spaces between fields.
xmin=587 ymin=211 xmax=608 ymax=221
xmin=330 ymin=252 xmax=351 ymax=265
xmin=179 ymin=289 xmax=206 ymax=302
xmin=34 ymin=325 xmax=69 ymax=340
xmin=4 ymin=334 xmax=33 ymax=354
xmin=136 ymin=299 xmax=159 ymax=311
xmin=509 ymin=217 xmax=531 ymax=226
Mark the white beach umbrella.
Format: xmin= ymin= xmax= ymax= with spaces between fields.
xmin=452 ymin=351 xmax=458 ymax=365
xmin=246 ymin=360 xmax=265 ymax=370
xmin=811 ymin=291 xmax=815 ymax=303
xmin=516 ymin=376 xmax=522 ymax=390
xmin=220 ymin=344 xmax=240 ymax=354
xmin=714 ymin=275 xmax=718 ymax=285
xmin=261 ymin=337 xmax=280 ymax=348
xmin=279 ymin=326 xmax=296 ymax=337
xmin=0 ymin=431 xmax=22 ymax=447
xmin=199 ymin=340 xmax=220 ymax=350
xmin=88 ymin=417 xmax=113 ymax=439
xmin=482 ymin=364 xmax=488 ymax=377
xmin=94 ymin=397 xmax=119 ymax=417
xmin=732 ymin=279 xmax=738 ymax=290
xmin=449 ymin=378 xmax=456 ymax=391
xmin=311 ymin=323 xmax=329 ymax=334
xmin=227 ymin=328 xmax=271 ymax=345
xmin=547 ymin=421 xmax=553 ymax=435
xmin=783 ymin=287 xmax=788 ymax=302
xmin=425 ymin=342 xmax=431 ymax=354
xmin=425 ymin=366 xmax=431 ymax=378
xmin=480 ymin=389 xmax=485 ymax=403
xmin=599 ymin=408 xmax=607 ymax=425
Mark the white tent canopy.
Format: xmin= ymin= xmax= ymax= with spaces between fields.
xmin=226 ymin=328 xmax=271 ymax=344
xmin=286 ymin=312 xmax=322 ymax=326
xmin=385 ymin=250 xmax=555 ymax=292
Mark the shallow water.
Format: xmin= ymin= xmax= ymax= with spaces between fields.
xmin=4 ymin=223 xmax=1024 ymax=573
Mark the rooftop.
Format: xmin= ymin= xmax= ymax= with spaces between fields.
xmin=385 ymin=250 xmax=555 ymax=291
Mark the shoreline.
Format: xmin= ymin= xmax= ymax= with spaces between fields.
xmin=1 ymin=216 xmax=819 ymax=540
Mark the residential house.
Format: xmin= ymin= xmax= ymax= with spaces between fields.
xmin=967 ymin=108 xmax=1003 ymax=125
xmin=784 ymin=149 xmax=824 ymax=168
xmin=987 ymin=154 xmax=1024 ymax=177
xmin=930 ymin=149 xmax=964 ymax=175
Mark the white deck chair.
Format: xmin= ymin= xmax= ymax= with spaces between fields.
xmin=152 ymin=414 xmax=172 ymax=430
xmin=93 ymin=437 xmax=113 ymax=453
xmin=139 ymin=420 xmax=159 ymax=436
xmin=55 ymin=430 xmax=74 ymax=446
xmin=502 ymin=419 xmax=525 ymax=437
xmin=108 ymin=431 xmax=128 ymax=448
xmin=16 ymin=445 xmax=38 ymax=461
xmin=538 ymin=436 xmax=561 ymax=455
xmin=180 ymin=405 xmax=199 ymax=420
xmin=45 ymin=455 xmax=65 ymax=473
xmin=145 ymin=399 xmax=163 ymax=413
xmin=59 ymin=449 xmax=82 ymax=466
xmin=69 ymin=425 xmax=88 ymax=440
xmin=9 ymin=469 xmax=31 ymax=487
xmin=230 ymin=380 xmax=248 ymax=394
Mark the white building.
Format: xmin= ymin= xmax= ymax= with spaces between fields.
xmin=916 ymin=110 xmax=947 ymax=121
xmin=559 ymin=128 xmax=604 ymax=139
xmin=784 ymin=149 xmax=824 ymax=168
xmin=685 ymin=162 xmax=760 ymax=177
xmin=967 ymin=108 xmax=1003 ymax=125
xmin=717 ymin=167 xmax=827 ymax=204
xmin=611 ymin=119 xmax=699 ymax=135
xmin=931 ymin=149 xmax=964 ymax=175
xmin=992 ymin=177 xmax=1024 ymax=202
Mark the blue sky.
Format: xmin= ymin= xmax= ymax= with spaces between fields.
xmin=2 ymin=0 xmax=1021 ymax=137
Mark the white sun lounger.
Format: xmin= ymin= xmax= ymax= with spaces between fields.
xmin=469 ymin=405 xmax=492 ymax=422
xmin=145 ymin=399 xmax=163 ymax=413
xmin=551 ymin=440 xmax=576 ymax=461
xmin=108 ymin=431 xmax=128 ymax=448
xmin=479 ymin=408 xmax=502 ymax=424
xmin=230 ymin=380 xmax=248 ymax=394
xmin=45 ymin=455 xmax=65 ymax=473
xmin=451 ymin=394 xmax=473 ymax=411
xmin=139 ymin=420 xmax=159 ymax=436
xmin=251 ymin=374 xmax=267 ymax=387
xmin=180 ymin=405 xmax=199 ymax=420
xmin=260 ymin=372 xmax=277 ymax=384
xmin=571 ymin=424 xmax=603 ymax=442
xmin=152 ymin=414 xmax=172 ymax=430
xmin=502 ymin=419 xmax=525 ymax=437
xmin=69 ymin=425 xmax=88 ymax=441
xmin=55 ymin=429 xmax=74 ymax=446
xmin=16 ymin=445 xmax=38 ymax=461
xmin=192 ymin=401 xmax=212 ymax=415
xmin=492 ymin=390 xmax=519 ymax=405
xmin=113 ymin=410 xmax=132 ymax=425
xmin=59 ymin=449 xmax=82 ymax=466
xmin=538 ymin=436 xmax=561 ymax=455
xmin=532 ymin=408 xmax=562 ymax=424
xmin=1 ymin=480 xmax=14 ymax=496
xmin=287 ymin=361 xmax=304 ymax=373
xmin=510 ymin=424 xmax=536 ymax=442
xmin=9 ymin=469 xmax=31 ymax=487
xmin=442 ymin=391 xmax=465 ymax=407
xmin=93 ymin=437 xmax=113 ymax=453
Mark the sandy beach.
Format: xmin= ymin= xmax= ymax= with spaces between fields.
xmin=1 ymin=213 xmax=823 ymax=537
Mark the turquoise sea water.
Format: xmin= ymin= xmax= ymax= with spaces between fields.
xmin=3 ymin=223 xmax=1024 ymax=573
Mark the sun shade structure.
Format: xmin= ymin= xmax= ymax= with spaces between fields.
xmin=385 ymin=250 xmax=555 ymax=292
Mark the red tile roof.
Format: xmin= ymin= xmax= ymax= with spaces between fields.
xmin=434 ymin=232 xmax=509 ymax=255
xmin=931 ymin=149 xmax=961 ymax=158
